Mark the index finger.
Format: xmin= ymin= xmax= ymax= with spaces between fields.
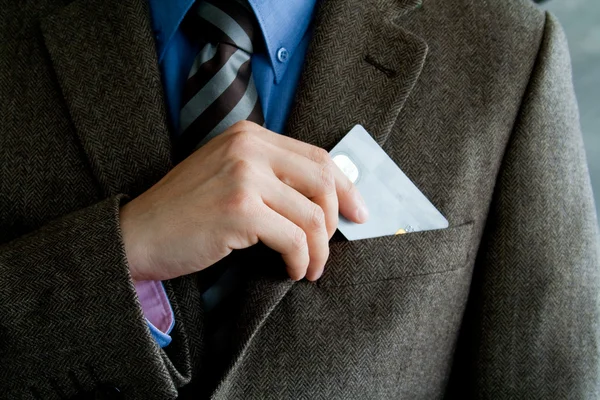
xmin=329 ymin=158 xmax=369 ymax=224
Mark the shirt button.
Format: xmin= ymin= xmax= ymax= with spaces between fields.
xmin=276 ymin=47 xmax=289 ymax=63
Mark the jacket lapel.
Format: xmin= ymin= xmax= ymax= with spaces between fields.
xmin=286 ymin=0 xmax=428 ymax=148
xmin=214 ymin=0 xmax=427 ymax=396
xmin=40 ymin=0 xmax=173 ymax=198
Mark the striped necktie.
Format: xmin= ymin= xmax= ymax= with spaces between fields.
xmin=177 ymin=0 xmax=264 ymax=159
xmin=176 ymin=1 xmax=264 ymax=369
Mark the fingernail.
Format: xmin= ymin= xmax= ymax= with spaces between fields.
xmin=356 ymin=205 xmax=369 ymax=223
xmin=316 ymin=268 xmax=324 ymax=280
xmin=353 ymin=194 xmax=369 ymax=222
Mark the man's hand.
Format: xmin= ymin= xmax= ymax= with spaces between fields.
xmin=120 ymin=121 xmax=368 ymax=282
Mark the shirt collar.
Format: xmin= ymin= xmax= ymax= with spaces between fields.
xmin=247 ymin=0 xmax=318 ymax=83
xmin=149 ymin=0 xmax=195 ymax=62
xmin=149 ymin=0 xmax=318 ymax=83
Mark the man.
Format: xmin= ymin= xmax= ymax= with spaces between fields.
xmin=0 ymin=0 xmax=598 ymax=398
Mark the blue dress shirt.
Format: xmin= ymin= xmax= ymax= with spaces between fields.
xmin=145 ymin=0 xmax=318 ymax=346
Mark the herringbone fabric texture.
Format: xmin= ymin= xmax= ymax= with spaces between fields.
xmin=0 ymin=0 xmax=598 ymax=398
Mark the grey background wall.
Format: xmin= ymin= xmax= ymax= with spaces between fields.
xmin=542 ymin=0 xmax=600 ymax=223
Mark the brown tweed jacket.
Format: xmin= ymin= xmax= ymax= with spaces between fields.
xmin=1 ymin=0 xmax=598 ymax=398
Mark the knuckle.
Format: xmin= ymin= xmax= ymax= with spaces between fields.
xmin=291 ymin=227 xmax=308 ymax=253
xmin=228 ymin=159 xmax=255 ymax=182
xmin=227 ymin=131 xmax=256 ymax=156
xmin=337 ymin=168 xmax=354 ymax=195
xmin=230 ymin=120 xmax=257 ymax=132
xmin=308 ymin=204 xmax=326 ymax=230
xmin=310 ymin=146 xmax=331 ymax=164
xmin=223 ymin=185 xmax=256 ymax=216
xmin=319 ymin=163 xmax=336 ymax=192
xmin=342 ymin=178 xmax=355 ymax=196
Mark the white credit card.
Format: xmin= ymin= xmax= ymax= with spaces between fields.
xmin=330 ymin=125 xmax=448 ymax=241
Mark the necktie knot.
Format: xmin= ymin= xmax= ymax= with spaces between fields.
xmin=187 ymin=0 xmax=260 ymax=54
xmin=177 ymin=0 xmax=265 ymax=160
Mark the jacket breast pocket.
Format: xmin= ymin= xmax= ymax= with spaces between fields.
xmin=318 ymin=222 xmax=475 ymax=287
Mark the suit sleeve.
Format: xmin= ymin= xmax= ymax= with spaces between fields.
xmin=446 ymin=13 xmax=600 ymax=399
xmin=0 ymin=195 xmax=183 ymax=399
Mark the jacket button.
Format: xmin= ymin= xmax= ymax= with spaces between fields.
xmin=93 ymin=384 xmax=122 ymax=400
